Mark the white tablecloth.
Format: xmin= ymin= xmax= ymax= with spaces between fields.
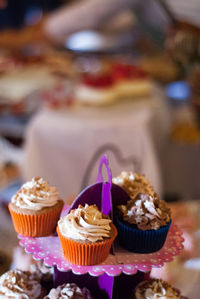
xmin=22 ymin=96 xmax=163 ymax=201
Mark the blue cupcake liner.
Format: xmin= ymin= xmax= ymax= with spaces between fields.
xmin=114 ymin=215 xmax=171 ymax=253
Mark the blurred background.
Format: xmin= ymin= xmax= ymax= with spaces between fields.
xmin=0 ymin=0 xmax=200 ymax=298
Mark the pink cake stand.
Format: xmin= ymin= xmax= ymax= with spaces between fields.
xmin=19 ymin=205 xmax=183 ymax=276
xmin=18 ymin=207 xmax=184 ymax=299
xmin=18 ymin=156 xmax=184 ymax=299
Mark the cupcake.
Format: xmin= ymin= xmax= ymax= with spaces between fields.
xmin=0 ymin=269 xmax=46 ymax=298
xmin=9 ymin=177 xmax=64 ymax=237
xmin=112 ymin=171 xmax=155 ymax=200
xmin=134 ymin=279 xmax=188 ymax=299
xmin=114 ymin=193 xmax=171 ymax=253
xmin=44 ymin=283 xmax=93 ymax=299
xmin=57 ymin=204 xmax=117 ymax=265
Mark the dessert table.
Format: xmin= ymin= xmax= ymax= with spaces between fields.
xmin=22 ymin=93 xmax=165 ymax=200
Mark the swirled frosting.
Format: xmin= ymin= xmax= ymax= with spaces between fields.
xmin=118 ymin=193 xmax=171 ymax=230
xmin=135 ymin=279 xmax=181 ymax=299
xmin=11 ymin=177 xmax=59 ymax=211
xmin=58 ymin=204 xmax=112 ymax=243
xmin=0 ymin=269 xmax=42 ymax=299
xmin=44 ymin=283 xmax=92 ymax=299
xmin=112 ymin=171 xmax=155 ymax=200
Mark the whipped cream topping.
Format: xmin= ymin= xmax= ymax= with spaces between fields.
xmin=112 ymin=171 xmax=155 ymax=200
xmin=58 ymin=204 xmax=112 ymax=243
xmin=44 ymin=283 xmax=87 ymax=299
xmin=0 ymin=269 xmax=42 ymax=299
xmin=118 ymin=193 xmax=171 ymax=230
xmin=11 ymin=177 xmax=59 ymax=211
xmin=135 ymin=279 xmax=180 ymax=299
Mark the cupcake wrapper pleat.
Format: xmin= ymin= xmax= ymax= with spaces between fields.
xmin=57 ymin=224 xmax=117 ymax=265
xmin=115 ymin=216 xmax=171 ymax=253
xmin=9 ymin=202 xmax=64 ymax=237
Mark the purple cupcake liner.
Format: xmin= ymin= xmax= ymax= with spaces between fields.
xmin=114 ymin=215 xmax=171 ymax=253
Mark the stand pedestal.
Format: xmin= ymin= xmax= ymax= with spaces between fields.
xmin=54 ymin=267 xmax=150 ymax=299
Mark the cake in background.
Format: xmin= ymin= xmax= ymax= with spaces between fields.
xmin=75 ymin=73 xmax=116 ymax=106
xmin=75 ymin=62 xmax=152 ymax=106
xmin=170 ymin=122 xmax=200 ymax=144
xmin=140 ymin=54 xmax=180 ymax=83
xmin=112 ymin=63 xmax=152 ymax=98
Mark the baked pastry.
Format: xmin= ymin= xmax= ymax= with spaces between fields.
xmin=170 ymin=122 xmax=200 ymax=144
xmin=114 ymin=192 xmax=171 ymax=253
xmin=139 ymin=54 xmax=180 ymax=83
xmin=44 ymin=283 xmax=93 ymax=299
xmin=112 ymin=63 xmax=152 ymax=98
xmin=0 ymin=269 xmax=46 ymax=298
xmin=75 ymin=73 xmax=116 ymax=106
xmin=9 ymin=177 xmax=64 ymax=237
xmin=134 ymin=279 xmax=188 ymax=299
xmin=57 ymin=204 xmax=117 ymax=265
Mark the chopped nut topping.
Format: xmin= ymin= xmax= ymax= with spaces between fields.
xmin=113 ymin=171 xmax=155 ymax=200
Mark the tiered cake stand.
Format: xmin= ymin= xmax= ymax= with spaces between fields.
xmin=18 ymin=156 xmax=184 ymax=298
xmin=19 ymin=205 xmax=184 ymax=299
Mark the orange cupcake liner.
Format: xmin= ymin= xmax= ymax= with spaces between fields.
xmin=9 ymin=202 xmax=64 ymax=237
xmin=57 ymin=223 xmax=117 ymax=265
